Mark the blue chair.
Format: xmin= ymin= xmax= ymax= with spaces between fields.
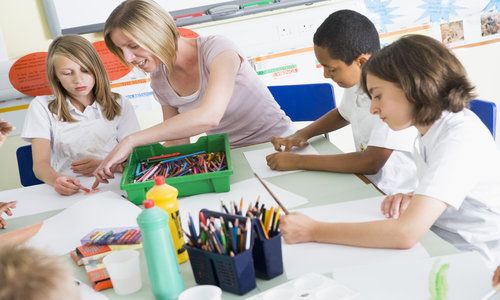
xmin=470 ymin=99 xmax=497 ymax=139
xmin=268 ymin=83 xmax=336 ymax=139
xmin=16 ymin=145 xmax=43 ymax=187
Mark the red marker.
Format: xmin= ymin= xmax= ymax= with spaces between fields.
xmin=175 ymin=12 xmax=204 ymax=19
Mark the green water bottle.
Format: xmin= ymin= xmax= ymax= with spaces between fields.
xmin=137 ymin=199 xmax=184 ymax=300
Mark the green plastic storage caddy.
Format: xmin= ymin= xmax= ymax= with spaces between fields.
xmin=120 ymin=134 xmax=233 ymax=205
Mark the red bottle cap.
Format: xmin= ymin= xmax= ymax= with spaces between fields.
xmin=143 ymin=199 xmax=155 ymax=208
xmin=154 ymin=176 xmax=165 ymax=185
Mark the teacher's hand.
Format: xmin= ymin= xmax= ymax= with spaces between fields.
xmin=93 ymin=138 xmax=134 ymax=188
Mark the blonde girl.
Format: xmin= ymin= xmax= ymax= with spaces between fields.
xmin=21 ymin=35 xmax=139 ymax=195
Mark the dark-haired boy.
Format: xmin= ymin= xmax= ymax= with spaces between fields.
xmin=267 ymin=9 xmax=417 ymax=196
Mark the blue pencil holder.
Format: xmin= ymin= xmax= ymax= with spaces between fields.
xmin=186 ymin=210 xmax=256 ymax=295
xmin=186 ymin=245 xmax=218 ymax=286
xmin=252 ymin=223 xmax=284 ymax=280
xmin=186 ymin=245 xmax=256 ymax=295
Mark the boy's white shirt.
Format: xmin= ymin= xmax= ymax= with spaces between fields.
xmin=337 ymin=84 xmax=418 ymax=195
xmin=21 ymin=95 xmax=140 ymax=176
xmin=414 ymin=109 xmax=500 ymax=267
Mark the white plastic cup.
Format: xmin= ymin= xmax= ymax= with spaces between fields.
xmin=102 ymin=250 xmax=142 ymax=295
xmin=178 ymin=285 xmax=222 ymax=300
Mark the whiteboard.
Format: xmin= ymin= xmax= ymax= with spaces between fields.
xmin=42 ymin=0 xmax=327 ymax=37
xmin=43 ymin=0 xmax=229 ymax=37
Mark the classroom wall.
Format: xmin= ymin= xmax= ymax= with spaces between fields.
xmin=0 ymin=0 xmax=46 ymax=190
xmin=0 ymin=0 xmax=499 ymax=191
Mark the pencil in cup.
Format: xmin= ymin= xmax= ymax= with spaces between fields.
xmin=214 ymin=199 xmax=285 ymax=280
xmin=251 ymin=212 xmax=284 ymax=279
xmin=184 ymin=209 xmax=256 ymax=295
xmin=229 ymin=197 xmax=282 ymax=239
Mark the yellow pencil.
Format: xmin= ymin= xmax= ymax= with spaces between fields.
xmin=265 ymin=207 xmax=274 ymax=234
xmin=273 ymin=207 xmax=281 ymax=232
xmin=253 ymin=173 xmax=289 ymax=214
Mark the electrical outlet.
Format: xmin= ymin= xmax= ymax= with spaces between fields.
xmin=297 ymin=23 xmax=314 ymax=34
xmin=277 ymin=25 xmax=293 ymax=39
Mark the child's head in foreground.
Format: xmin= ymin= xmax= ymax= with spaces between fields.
xmin=0 ymin=245 xmax=80 ymax=300
xmin=313 ymin=9 xmax=380 ymax=88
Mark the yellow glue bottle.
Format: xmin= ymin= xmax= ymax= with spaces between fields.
xmin=146 ymin=176 xmax=188 ymax=264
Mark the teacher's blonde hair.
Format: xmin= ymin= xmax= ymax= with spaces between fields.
xmin=104 ymin=0 xmax=179 ymax=74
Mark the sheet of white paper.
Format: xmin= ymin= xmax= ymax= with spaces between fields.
xmin=332 ymin=252 xmax=492 ymax=300
xmin=27 ymin=191 xmax=140 ymax=256
xmin=282 ymin=197 xmax=430 ymax=279
xmin=178 ymin=178 xmax=308 ymax=229
xmin=2 ymin=175 xmax=123 ymax=219
xmin=243 ymin=146 xmax=319 ymax=178
xmin=77 ymin=279 xmax=109 ymax=300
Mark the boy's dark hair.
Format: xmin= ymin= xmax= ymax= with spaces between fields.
xmin=360 ymin=34 xmax=475 ymax=126
xmin=313 ymin=9 xmax=380 ymax=65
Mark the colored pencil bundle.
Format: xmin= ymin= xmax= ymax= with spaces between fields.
xmin=71 ymin=229 xmax=143 ymax=291
xmin=220 ymin=197 xmax=281 ymax=239
xmin=132 ymin=151 xmax=227 ymax=183
xmin=80 ymin=227 xmax=141 ymax=245
xmin=184 ymin=211 xmax=252 ymax=256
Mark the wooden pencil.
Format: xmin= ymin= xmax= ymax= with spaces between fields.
xmin=253 ymin=172 xmax=289 ymax=215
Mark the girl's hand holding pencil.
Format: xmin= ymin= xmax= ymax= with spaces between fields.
xmin=280 ymin=212 xmax=317 ymax=244
xmin=54 ymin=176 xmax=96 ymax=196
xmin=54 ymin=176 xmax=81 ymax=196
